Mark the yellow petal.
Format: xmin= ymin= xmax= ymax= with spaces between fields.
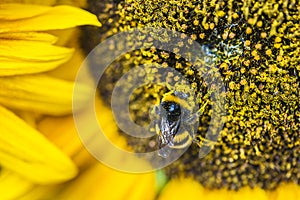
xmin=0 ymin=40 xmax=74 ymax=76
xmin=0 ymin=4 xmax=101 ymax=33
xmin=48 ymin=28 xmax=77 ymax=46
xmin=127 ymin=173 xmax=156 ymax=200
xmin=273 ymin=183 xmax=300 ymax=200
xmin=0 ymin=0 xmax=56 ymax=6
xmin=0 ymin=56 xmax=73 ymax=76
xmin=0 ymin=74 xmax=92 ymax=115
xmin=158 ymin=178 xmax=269 ymax=200
xmin=58 ymin=0 xmax=87 ymax=8
xmin=58 ymin=163 xmax=156 ymax=200
xmin=204 ymin=188 xmax=232 ymax=200
xmin=38 ymin=116 xmax=97 ymax=170
xmin=158 ymin=178 xmax=205 ymax=200
xmin=38 ymin=116 xmax=82 ymax=156
xmin=0 ymin=169 xmax=34 ymax=200
xmin=17 ymin=110 xmax=39 ymax=128
xmin=0 ymin=105 xmax=78 ymax=184
xmin=0 ymin=32 xmax=58 ymax=43
xmin=0 ymin=3 xmax=53 ymax=20
xmin=0 ymin=169 xmax=62 ymax=200
xmin=38 ymin=96 xmax=132 ymax=169
xmin=17 ymin=184 xmax=63 ymax=200
xmin=46 ymin=28 xmax=85 ymax=80
xmin=0 ymin=0 xmax=86 ymax=8
xmin=231 ymin=187 xmax=268 ymax=200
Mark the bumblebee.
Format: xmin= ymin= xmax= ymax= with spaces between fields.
xmin=151 ymin=91 xmax=207 ymax=158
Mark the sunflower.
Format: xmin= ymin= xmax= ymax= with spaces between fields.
xmin=78 ymin=0 xmax=300 ymax=199
xmin=0 ymin=1 xmax=102 ymax=199
xmin=3 ymin=0 xmax=299 ymax=199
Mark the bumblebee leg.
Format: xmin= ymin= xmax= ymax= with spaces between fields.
xmin=197 ymin=101 xmax=209 ymax=116
xmin=148 ymin=120 xmax=158 ymax=134
xmin=149 ymin=105 xmax=160 ymax=134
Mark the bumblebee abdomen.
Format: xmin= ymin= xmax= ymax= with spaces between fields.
xmin=171 ymin=130 xmax=193 ymax=149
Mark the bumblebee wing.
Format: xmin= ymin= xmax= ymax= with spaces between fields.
xmin=160 ymin=116 xmax=181 ymax=138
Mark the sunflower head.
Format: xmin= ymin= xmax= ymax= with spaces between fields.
xmin=83 ymin=0 xmax=300 ymax=192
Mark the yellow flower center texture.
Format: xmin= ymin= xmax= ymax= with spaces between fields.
xmin=82 ymin=0 xmax=300 ymax=191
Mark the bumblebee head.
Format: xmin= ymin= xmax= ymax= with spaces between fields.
xmin=160 ymin=100 xmax=181 ymax=124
